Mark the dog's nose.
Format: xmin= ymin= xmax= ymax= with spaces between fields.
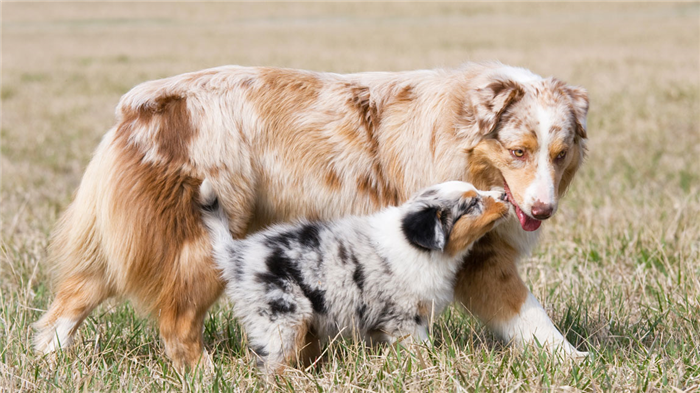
xmin=499 ymin=192 xmax=508 ymax=201
xmin=531 ymin=201 xmax=553 ymax=220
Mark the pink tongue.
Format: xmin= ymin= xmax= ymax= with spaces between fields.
xmin=515 ymin=204 xmax=542 ymax=231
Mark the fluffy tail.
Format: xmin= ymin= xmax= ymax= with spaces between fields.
xmin=199 ymin=179 xmax=236 ymax=271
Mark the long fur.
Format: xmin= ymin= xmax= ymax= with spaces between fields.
xmin=200 ymin=180 xmax=508 ymax=372
xmin=35 ymin=62 xmax=589 ymax=368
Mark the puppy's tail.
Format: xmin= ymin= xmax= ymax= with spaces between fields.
xmin=199 ymin=179 xmax=236 ymax=271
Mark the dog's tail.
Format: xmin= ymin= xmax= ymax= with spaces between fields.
xmin=199 ymin=179 xmax=237 ymax=272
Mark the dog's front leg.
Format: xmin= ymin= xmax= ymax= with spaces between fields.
xmin=454 ymin=233 xmax=586 ymax=357
xmin=488 ymin=292 xmax=587 ymax=357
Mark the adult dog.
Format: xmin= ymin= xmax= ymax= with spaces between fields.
xmin=35 ymin=62 xmax=589 ymax=368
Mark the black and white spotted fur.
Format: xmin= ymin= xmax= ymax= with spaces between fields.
xmin=200 ymin=180 xmax=509 ymax=372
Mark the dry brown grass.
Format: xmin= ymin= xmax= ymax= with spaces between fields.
xmin=2 ymin=3 xmax=699 ymax=391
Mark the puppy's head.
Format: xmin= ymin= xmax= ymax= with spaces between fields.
xmin=462 ymin=69 xmax=589 ymax=232
xmin=401 ymin=181 xmax=510 ymax=256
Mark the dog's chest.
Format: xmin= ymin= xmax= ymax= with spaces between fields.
xmin=494 ymin=215 xmax=542 ymax=257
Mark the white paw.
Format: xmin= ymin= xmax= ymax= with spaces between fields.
xmin=565 ymin=346 xmax=589 ymax=359
xmin=33 ymin=317 xmax=78 ymax=354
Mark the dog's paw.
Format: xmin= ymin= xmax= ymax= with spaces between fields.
xmin=569 ymin=348 xmax=590 ymax=359
xmin=555 ymin=341 xmax=590 ymax=360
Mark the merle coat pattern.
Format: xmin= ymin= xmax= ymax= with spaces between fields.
xmin=200 ymin=180 xmax=509 ymax=372
xmin=34 ymin=63 xmax=589 ymax=368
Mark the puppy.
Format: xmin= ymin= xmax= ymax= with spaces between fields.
xmin=200 ymin=180 xmax=509 ymax=373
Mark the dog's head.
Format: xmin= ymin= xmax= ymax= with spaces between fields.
xmin=462 ymin=68 xmax=589 ymax=232
xmin=401 ymin=181 xmax=510 ymax=256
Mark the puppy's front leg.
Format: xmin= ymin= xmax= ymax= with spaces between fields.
xmin=414 ymin=324 xmax=430 ymax=345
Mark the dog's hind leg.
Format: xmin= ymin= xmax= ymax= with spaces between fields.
xmin=155 ymin=235 xmax=224 ymax=371
xmin=158 ymin=301 xmax=216 ymax=372
xmin=245 ymin=317 xmax=310 ymax=375
xmin=34 ymin=180 xmax=113 ymax=355
xmin=34 ymin=272 xmax=112 ymax=354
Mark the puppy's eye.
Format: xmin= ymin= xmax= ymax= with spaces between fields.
xmin=462 ymin=197 xmax=480 ymax=214
xmin=437 ymin=209 xmax=449 ymax=225
xmin=511 ymin=149 xmax=525 ymax=158
xmin=556 ymin=150 xmax=567 ymax=160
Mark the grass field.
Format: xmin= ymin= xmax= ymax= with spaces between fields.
xmin=2 ymin=3 xmax=699 ymax=391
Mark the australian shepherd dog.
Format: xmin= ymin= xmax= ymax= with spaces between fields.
xmin=201 ymin=180 xmax=509 ymax=373
xmin=35 ymin=62 xmax=589 ymax=368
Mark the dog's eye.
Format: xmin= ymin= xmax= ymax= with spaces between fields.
xmin=556 ymin=150 xmax=567 ymax=160
xmin=511 ymin=149 xmax=525 ymax=158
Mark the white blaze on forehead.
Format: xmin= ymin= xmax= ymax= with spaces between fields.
xmin=522 ymin=104 xmax=557 ymax=215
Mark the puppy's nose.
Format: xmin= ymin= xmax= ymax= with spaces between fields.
xmin=499 ymin=192 xmax=508 ymax=201
xmin=531 ymin=201 xmax=553 ymax=220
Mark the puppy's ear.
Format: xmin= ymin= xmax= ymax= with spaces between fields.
xmin=564 ymin=85 xmax=589 ymax=140
xmin=401 ymin=206 xmax=448 ymax=251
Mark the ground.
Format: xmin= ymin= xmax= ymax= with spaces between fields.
xmin=1 ymin=3 xmax=699 ymax=391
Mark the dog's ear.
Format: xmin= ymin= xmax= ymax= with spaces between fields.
xmin=474 ymin=79 xmax=524 ymax=135
xmin=461 ymin=78 xmax=524 ymax=150
xmin=401 ymin=205 xmax=448 ymax=251
xmin=564 ymin=85 xmax=589 ymax=140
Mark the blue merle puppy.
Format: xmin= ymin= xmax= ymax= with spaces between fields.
xmin=200 ymin=179 xmax=510 ymax=373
